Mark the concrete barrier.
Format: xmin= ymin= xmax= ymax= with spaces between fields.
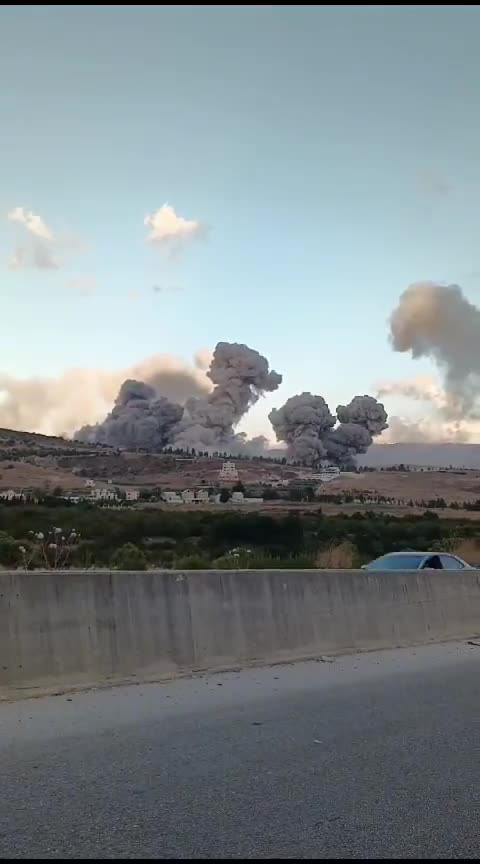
xmin=1 ymin=568 xmax=480 ymax=698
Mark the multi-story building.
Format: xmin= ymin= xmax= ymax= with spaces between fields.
xmin=219 ymin=461 xmax=239 ymax=481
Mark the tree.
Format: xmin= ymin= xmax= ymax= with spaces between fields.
xmin=111 ymin=543 xmax=147 ymax=570
xmin=232 ymin=481 xmax=246 ymax=494
xmin=263 ymin=488 xmax=279 ymax=500
xmin=219 ymin=488 xmax=231 ymax=503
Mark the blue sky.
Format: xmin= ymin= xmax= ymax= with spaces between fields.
xmin=2 ymin=5 xmax=480 ymax=438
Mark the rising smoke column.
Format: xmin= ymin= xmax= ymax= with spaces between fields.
xmin=269 ymin=392 xmax=388 ymax=467
xmin=171 ymin=342 xmax=282 ymax=451
xmin=336 ymin=394 xmax=388 ymax=436
xmin=76 ymin=379 xmax=183 ymax=449
xmin=0 ymin=351 xmax=210 ymax=438
xmin=389 ymin=282 xmax=480 ymax=416
xmin=268 ymin=393 xmax=335 ymax=465
xmin=324 ymin=422 xmax=373 ymax=466
xmin=75 ymin=341 xmax=282 ymax=454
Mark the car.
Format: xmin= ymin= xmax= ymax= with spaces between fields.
xmin=363 ymin=551 xmax=474 ymax=571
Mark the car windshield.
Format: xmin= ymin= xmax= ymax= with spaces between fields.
xmin=368 ymin=554 xmax=426 ymax=570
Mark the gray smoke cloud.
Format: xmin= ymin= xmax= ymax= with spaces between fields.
xmin=325 ymin=422 xmax=373 ymax=467
xmin=77 ymin=379 xmax=183 ymax=449
xmin=336 ymin=394 xmax=388 ymax=436
xmin=389 ymin=281 xmax=480 ymax=417
xmin=269 ymin=392 xmax=388 ymax=468
xmin=268 ymin=393 xmax=335 ymax=465
xmin=0 ymin=353 xmax=210 ymax=438
xmin=76 ymin=342 xmax=282 ymax=454
xmin=172 ymin=342 xmax=282 ymax=452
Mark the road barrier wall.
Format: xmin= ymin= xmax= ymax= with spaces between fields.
xmin=1 ymin=568 xmax=479 ymax=696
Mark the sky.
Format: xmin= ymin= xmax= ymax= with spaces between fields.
xmin=2 ymin=5 xmax=480 ymax=441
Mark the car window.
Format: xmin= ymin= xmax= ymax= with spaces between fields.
xmin=439 ymin=555 xmax=464 ymax=570
xmin=368 ymin=554 xmax=426 ymax=570
xmin=422 ymin=555 xmax=443 ymax=569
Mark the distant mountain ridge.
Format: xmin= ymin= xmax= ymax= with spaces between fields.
xmin=360 ymin=442 xmax=480 ymax=469
xmin=1 ymin=425 xmax=480 ymax=470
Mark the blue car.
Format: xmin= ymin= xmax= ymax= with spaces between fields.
xmin=363 ymin=551 xmax=474 ymax=571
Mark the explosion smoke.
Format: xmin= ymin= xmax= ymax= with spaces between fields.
xmin=0 ymin=352 xmax=209 ymax=438
xmin=76 ymin=342 xmax=282 ymax=454
xmin=269 ymin=393 xmax=388 ymax=468
xmin=77 ymin=380 xmax=183 ymax=449
xmin=336 ymin=394 xmax=388 ymax=436
xmin=389 ymin=282 xmax=480 ymax=417
xmin=324 ymin=422 xmax=373 ymax=466
xmin=172 ymin=342 xmax=282 ymax=452
xmin=268 ymin=394 xmax=335 ymax=465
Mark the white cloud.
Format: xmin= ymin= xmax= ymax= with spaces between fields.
xmin=6 ymin=205 xmax=66 ymax=271
xmin=144 ymin=204 xmax=203 ymax=253
xmin=7 ymin=206 xmax=53 ymax=241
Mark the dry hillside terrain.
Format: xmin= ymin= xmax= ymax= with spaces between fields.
xmin=1 ymin=428 xmax=480 ymax=514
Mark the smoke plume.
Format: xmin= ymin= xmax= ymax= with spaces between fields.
xmin=389 ymin=282 xmax=480 ymax=416
xmin=77 ymin=380 xmax=183 ymax=449
xmin=172 ymin=342 xmax=282 ymax=452
xmin=380 ymin=415 xmax=476 ymax=444
xmin=269 ymin=392 xmax=388 ymax=468
xmin=268 ymin=394 xmax=335 ymax=465
xmin=336 ymin=394 xmax=388 ymax=435
xmin=377 ymin=375 xmax=448 ymax=411
xmin=325 ymin=422 xmax=373 ymax=465
xmin=0 ymin=353 xmax=210 ymax=438
xmin=76 ymin=342 xmax=282 ymax=454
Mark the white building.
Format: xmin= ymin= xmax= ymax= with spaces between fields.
xmin=231 ymin=490 xmax=244 ymax=504
xmin=295 ymin=466 xmax=340 ymax=483
xmin=93 ymin=488 xmax=118 ymax=502
xmin=162 ymin=491 xmax=183 ymax=504
xmin=125 ymin=488 xmax=139 ymax=501
xmin=84 ymin=479 xmax=95 ymax=488
xmin=317 ymin=466 xmax=341 ymax=483
xmin=195 ymin=489 xmax=209 ymax=503
xmin=181 ymin=489 xmax=195 ymax=504
xmin=0 ymin=488 xmax=24 ymax=501
xmin=219 ymin=461 xmax=239 ymax=481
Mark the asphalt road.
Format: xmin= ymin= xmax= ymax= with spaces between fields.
xmin=1 ymin=642 xmax=479 ymax=859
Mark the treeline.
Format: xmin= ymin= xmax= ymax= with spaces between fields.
xmin=0 ymin=505 xmax=479 ymax=570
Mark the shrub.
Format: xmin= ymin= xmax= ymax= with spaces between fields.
xmin=111 ymin=543 xmax=147 ymax=570
xmin=0 ymin=531 xmax=20 ymax=567
xmin=175 ymin=555 xmax=210 ymax=569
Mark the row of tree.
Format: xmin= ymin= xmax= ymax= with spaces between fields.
xmin=0 ymin=504 xmax=478 ymax=570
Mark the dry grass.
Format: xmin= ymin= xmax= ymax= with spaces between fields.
xmin=0 ymin=462 xmax=83 ymax=492
xmin=450 ymin=538 xmax=480 ymax=564
xmin=315 ymin=541 xmax=358 ymax=569
xmin=326 ymin=470 xmax=480 ymax=505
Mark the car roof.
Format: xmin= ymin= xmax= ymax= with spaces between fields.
xmin=381 ymin=551 xmax=453 ymax=557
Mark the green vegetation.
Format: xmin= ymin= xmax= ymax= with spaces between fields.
xmin=0 ymin=504 xmax=479 ymax=569
xmin=111 ymin=542 xmax=147 ymax=571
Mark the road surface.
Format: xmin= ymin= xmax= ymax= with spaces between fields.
xmin=0 ymin=642 xmax=479 ymax=859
